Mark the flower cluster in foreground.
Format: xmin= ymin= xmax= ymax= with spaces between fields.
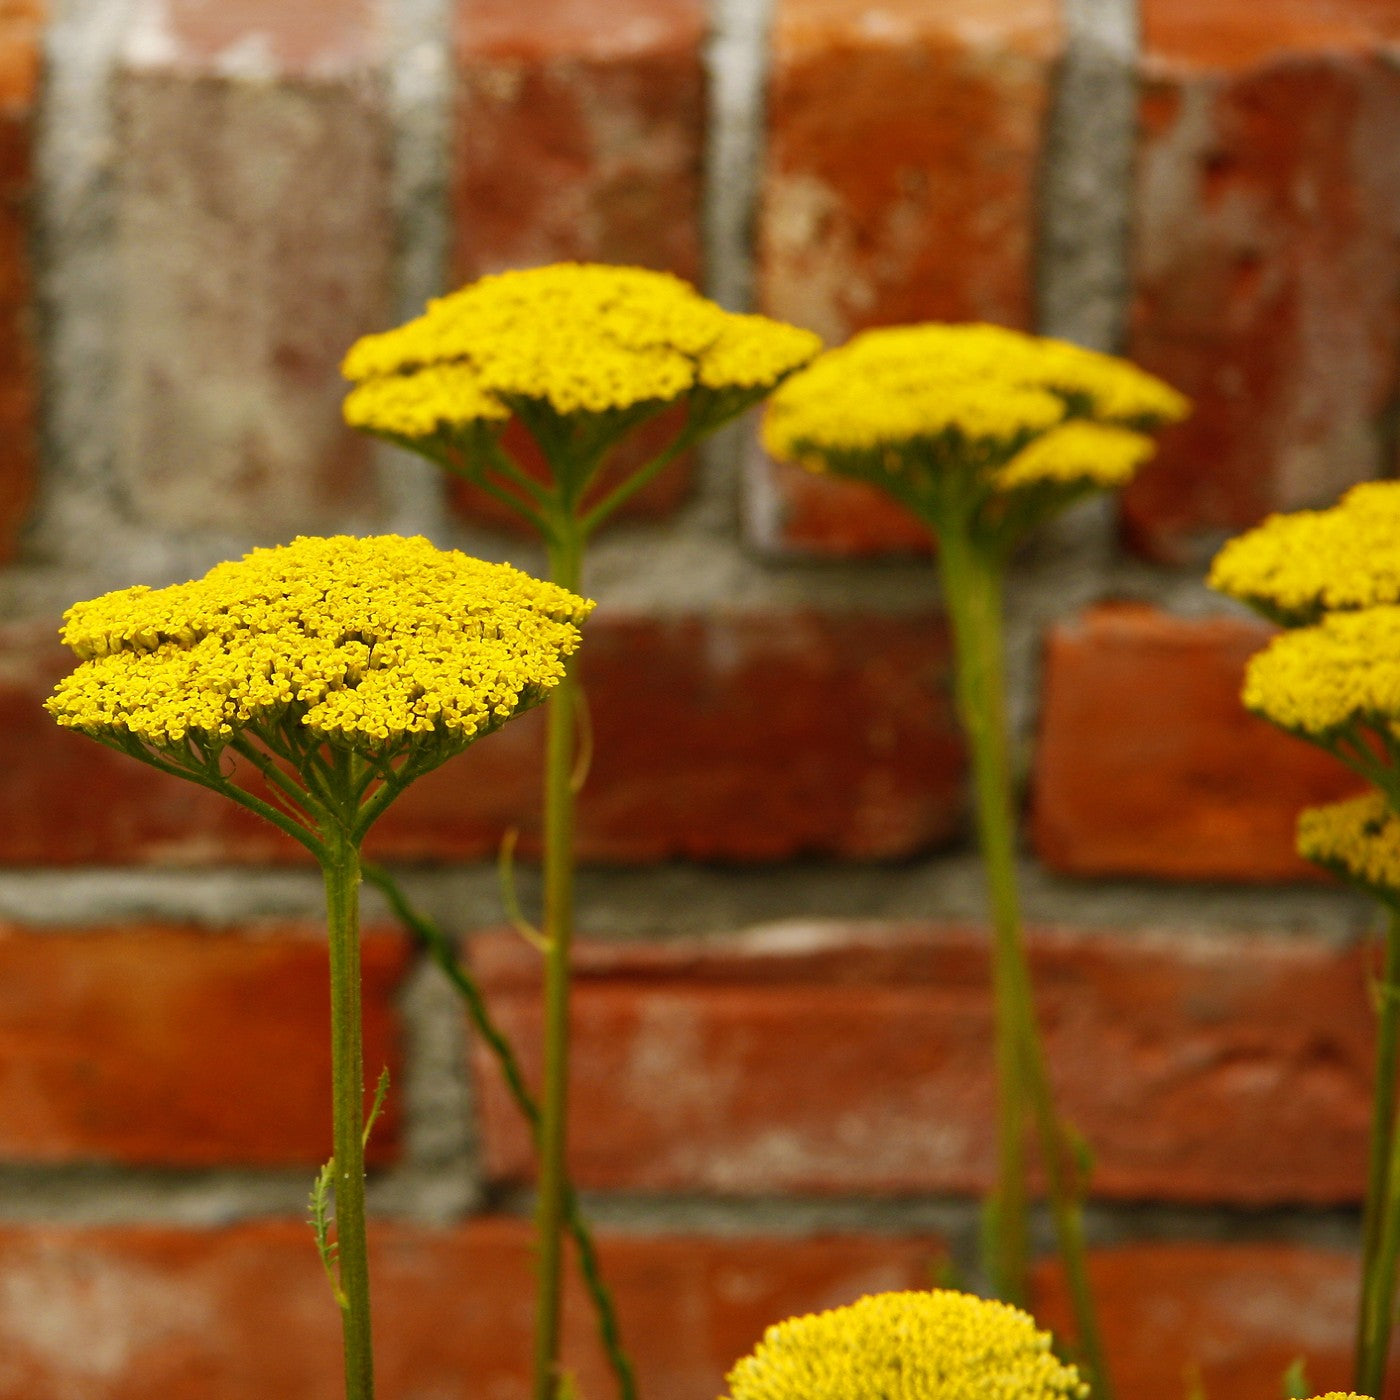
xmin=342 ymin=262 xmax=822 ymax=438
xmin=721 ymin=1290 xmax=1087 ymax=1400
xmin=762 ymin=322 xmax=1187 ymax=537
xmin=47 ymin=534 xmax=592 ymax=756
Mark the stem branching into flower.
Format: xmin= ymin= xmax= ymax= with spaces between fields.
xmin=47 ymin=536 xmax=592 ymax=1400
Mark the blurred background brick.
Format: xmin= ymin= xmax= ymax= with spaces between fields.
xmin=0 ymin=1218 xmax=946 ymax=1400
xmin=472 ymin=924 xmax=1373 ymax=1204
xmin=1121 ymin=0 xmax=1400 ymax=562
xmin=0 ymin=922 xmax=406 ymax=1166
xmin=1032 ymin=603 xmax=1362 ymax=881
xmin=111 ymin=0 xmax=392 ymax=536
xmin=1034 ymin=1245 xmax=1381 ymax=1400
xmin=0 ymin=0 xmax=42 ymax=562
xmin=750 ymin=0 xmax=1059 ymax=557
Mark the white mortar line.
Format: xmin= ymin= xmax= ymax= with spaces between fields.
xmin=30 ymin=0 xmax=138 ymax=572
xmin=375 ymin=0 xmax=453 ymax=539
xmin=1035 ymin=0 xmax=1140 ymax=352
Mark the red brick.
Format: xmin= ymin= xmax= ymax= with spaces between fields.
xmin=5 ymin=610 xmax=963 ymax=865
xmin=1031 ymin=604 xmax=1362 ymax=882
xmin=1034 ymin=1245 xmax=1381 ymax=1400
xmin=0 ymin=922 xmax=407 ymax=1166
xmin=472 ymin=922 xmax=1375 ymax=1205
xmin=453 ymin=0 xmax=704 ymax=283
xmin=0 ymin=1217 xmax=945 ymax=1399
xmin=112 ymin=0 xmax=392 ymax=535
xmin=0 ymin=0 xmax=43 ymax=562
xmin=449 ymin=0 xmax=706 ymax=530
xmin=1122 ymin=2 xmax=1400 ymax=562
xmin=751 ymin=0 xmax=1059 ymax=557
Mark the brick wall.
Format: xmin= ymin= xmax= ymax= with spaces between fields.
xmin=0 ymin=0 xmax=1394 ymax=1394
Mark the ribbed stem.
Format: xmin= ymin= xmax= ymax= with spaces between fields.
xmin=532 ymin=524 xmax=584 ymax=1400
xmin=938 ymin=529 xmax=1029 ymax=1305
xmin=1357 ymin=908 xmax=1400 ymax=1398
xmin=936 ymin=529 xmax=1111 ymax=1400
xmin=323 ymin=830 xmax=374 ymax=1400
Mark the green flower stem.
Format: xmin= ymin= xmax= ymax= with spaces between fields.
xmin=322 ymin=825 xmax=375 ymax=1400
xmin=1357 ymin=907 xmax=1400 ymax=1397
xmin=533 ymin=521 xmax=585 ymax=1400
xmin=934 ymin=527 xmax=1111 ymax=1400
xmin=361 ymin=863 xmax=637 ymax=1400
xmin=936 ymin=528 xmax=1029 ymax=1305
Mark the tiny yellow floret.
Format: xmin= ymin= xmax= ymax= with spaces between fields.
xmin=341 ymin=263 xmax=821 ymax=433
xmin=1242 ymin=606 xmax=1400 ymax=739
xmin=1298 ymin=794 xmax=1400 ymax=904
xmin=47 ymin=534 xmax=593 ymax=756
xmin=1210 ymin=481 xmax=1400 ymax=626
xmin=721 ymin=1289 xmax=1086 ymax=1400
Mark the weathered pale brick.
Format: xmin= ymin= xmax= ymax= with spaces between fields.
xmin=751 ymin=0 xmax=1060 ymax=556
xmin=5 ymin=610 xmax=963 ymax=865
xmin=0 ymin=922 xmax=407 ymax=1166
xmin=472 ymin=922 xmax=1374 ymax=1204
xmin=1034 ymin=1245 xmax=1381 ymax=1400
xmin=0 ymin=0 xmax=43 ymax=562
xmin=1031 ymin=604 xmax=1361 ymax=882
xmin=1122 ymin=0 xmax=1400 ymax=561
xmin=113 ymin=0 xmax=392 ymax=535
xmin=0 ymin=1217 xmax=945 ymax=1399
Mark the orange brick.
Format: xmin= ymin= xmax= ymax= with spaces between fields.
xmin=0 ymin=1217 xmax=945 ymax=1399
xmin=6 ymin=610 xmax=963 ymax=865
xmin=0 ymin=0 xmax=43 ymax=562
xmin=1034 ymin=1245 xmax=1384 ymax=1400
xmin=1031 ymin=604 xmax=1361 ymax=881
xmin=452 ymin=0 xmax=704 ymax=282
xmin=1122 ymin=0 xmax=1400 ymax=561
xmin=472 ymin=923 xmax=1374 ymax=1205
xmin=752 ymin=0 xmax=1059 ymax=556
xmin=0 ymin=922 xmax=407 ymax=1166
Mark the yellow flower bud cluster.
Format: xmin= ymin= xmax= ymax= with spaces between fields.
xmin=342 ymin=263 xmax=822 ymax=434
xmin=1298 ymin=794 xmax=1400 ymax=906
xmin=721 ymin=1290 xmax=1087 ymax=1400
xmin=47 ymin=534 xmax=593 ymax=754
xmin=762 ymin=322 xmax=1186 ymax=503
xmin=1242 ymin=606 xmax=1400 ymax=739
xmin=1210 ymin=481 xmax=1400 ymax=626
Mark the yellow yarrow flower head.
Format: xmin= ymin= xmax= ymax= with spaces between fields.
xmin=48 ymin=534 xmax=592 ymax=768
xmin=1298 ymin=794 xmax=1400 ymax=907
xmin=342 ymin=264 xmax=821 ymax=526
xmin=1209 ymin=481 xmax=1400 ymax=627
xmin=762 ymin=322 xmax=1186 ymax=545
xmin=1241 ymin=606 xmax=1400 ymax=741
xmin=721 ymin=1290 xmax=1087 ymax=1400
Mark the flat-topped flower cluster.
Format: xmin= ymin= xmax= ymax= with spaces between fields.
xmin=47 ymin=534 xmax=592 ymax=755
xmin=1210 ymin=481 xmax=1400 ymax=625
xmin=343 ymin=262 xmax=822 ymax=438
xmin=721 ymin=1290 xmax=1087 ymax=1400
xmin=762 ymin=322 xmax=1187 ymax=532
